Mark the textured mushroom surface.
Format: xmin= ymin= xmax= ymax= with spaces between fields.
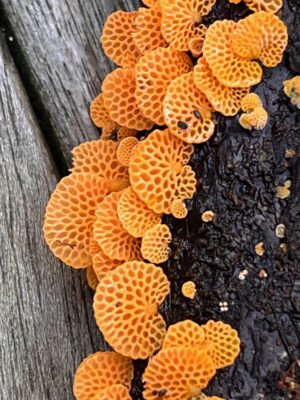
xmin=92 ymin=248 xmax=124 ymax=280
xmin=143 ymin=347 xmax=216 ymax=400
xmin=93 ymin=191 xmax=142 ymax=261
xmin=93 ymin=261 xmax=170 ymax=359
xmin=73 ymin=352 xmax=133 ymax=400
xmin=118 ymin=187 xmax=162 ymax=238
xmin=170 ymin=199 xmax=188 ymax=219
xmin=241 ymin=93 xmax=263 ymax=112
xmin=135 ymin=47 xmax=193 ymax=125
xmin=117 ymin=137 xmax=139 ymax=167
xmin=181 ymin=281 xmax=197 ymax=299
xmin=141 ymin=224 xmax=172 ymax=263
xmin=163 ymin=320 xmax=205 ymax=349
xmin=164 ymin=71 xmax=215 ymax=144
xmin=71 ymin=140 xmax=129 ymax=193
xmin=244 ymin=0 xmax=282 ymax=13
xmin=90 ymin=94 xmax=110 ymax=128
xmin=96 ymin=384 xmax=132 ymax=400
xmin=129 ymin=129 xmax=196 ymax=214
xmin=43 ymin=174 xmax=109 ymax=269
xmin=188 ymin=28 xmax=207 ymax=58
xmin=101 ymin=10 xmax=140 ymax=68
xmin=102 ymin=68 xmax=154 ymax=131
xmin=239 ymin=107 xmax=268 ymax=130
xmin=283 ymin=76 xmax=300 ymax=108
xmin=194 ymin=58 xmax=249 ymax=116
xmin=203 ymin=20 xmax=262 ymax=88
xmin=86 ymin=265 xmax=99 ymax=291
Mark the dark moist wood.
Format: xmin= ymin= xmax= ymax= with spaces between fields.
xmin=0 ymin=36 xmax=107 ymax=400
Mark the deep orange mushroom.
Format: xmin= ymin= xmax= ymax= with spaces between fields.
xmin=141 ymin=224 xmax=172 ymax=263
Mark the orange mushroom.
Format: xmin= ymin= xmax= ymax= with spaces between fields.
xmin=129 ymin=129 xmax=196 ymax=214
xmin=93 ymin=261 xmax=170 ymax=359
xmin=143 ymin=346 xmax=216 ymax=400
xmin=239 ymin=107 xmax=268 ymax=130
xmin=141 ymin=224 xmax=172 ymax=263
xmin=101 ymin=10 xmax=140 ymax=68
xmin=135 ymin=47 xmax=193 ymax=125
xmin=92 ymin=248 xmax=124 ymax=280
xmin=96 ymin=384 xmax=132 ymax=400
xmin=70 ymin=140 xmax=129 ymax=193
xmin=101 ymin=121 xmax=137 ymax=142
xmin=160 ymin=0 xmax=215 ymax=51
xmin=163 ymin=320 xmax=205 ymax=350
xmin=118 ymin=187 xmax=162 ymax=238
xmin=194 ymin=57 xmax=250 ymax=116
xmin=116 ymin=137 xmax=139 ymax=167
xmin=243 ymin=0 xmax=282 ymax=13
xmin=73 ymin=351 xmax=133 ymax=400
xmin=181 ymin=281 xmax=197 ymax=299
xmin=86 ymin=265 xmax=99 ymax=291
xmin=164 ymin=71 xmax=215 ymax=144
xmin=170 ymin=199 xmax=188 ymax=219
xmin=43 ymin=174 xmax=108 ymax=269
xmin=188 ymin=27 xmax=207 ymax=58
xmin=241 ymin=93 xmax=263 ymax=112
xmin=93 ymin=191 xmax=142 ymax=261
xmin=102 ymin=68 xmax=154 ymax=131
xmin=90 ymin=94 xmax=110 ymax=128
xmin=283 ymin=76 xmax=300 ymax=108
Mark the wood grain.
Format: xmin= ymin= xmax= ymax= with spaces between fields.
xmin=0 ymin=35 xmax=107 ymax=400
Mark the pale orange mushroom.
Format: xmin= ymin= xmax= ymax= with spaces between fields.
xmin=86 ymin=265 xmax=99 ymax=291
xmin=90 ymin=94 xmax=110 ymax=128
xmin=239 ymin=107 xmax=268 ymax=130
xmin=141 ymin=224 xmax=172 ymax=264
xmin=93 ymin=261 xmax=170 ymax=359
xmin=163 ymin=320 xmax=205 ymax=350
xmin=241 ymin=93 xmax=263 ymax=112
xmin=283 ymin=76 xmax=300 ymax=108
xmin=92 ymin=248 xmax=124 ymax=280
xmin=73 ymin=351 xmax=133 ymax=400
xmin=143 ymin=347 xmax=216 ymax=400
xmin=164 ymin=71 xmax=215 ymax=144
xmin=93 ymin=191 xmax=142 ymax=261
xmin=243 ymin=0 xmax=282 ymax=13
xmin=170 ymin=199 xmax=188 ymax=219
xmin=43 ymin=174 xmax=109 ymax=269
xmin=181 ymin=281 xmax=197 ymax=299
xmin=116 ymin=137 xmax=139 ymax=167
xmin=135 ymin=47 xmax=193 ymax=125
xmin=96 ymin=384 xmax=132 ymax=400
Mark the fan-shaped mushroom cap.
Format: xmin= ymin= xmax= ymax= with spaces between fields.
xmin=118 ymin=187 xmax=162 ymax=238
xmin=101 ymin=11 xmax=140 ymax=68
xmin=241 ymin=93 xmax=263 ymax=112
xmin=102 ymin=68 xmax=154 ymax=131
xmin=132 ymin=7 xmax=167 ymax=54
xmin=202 ymin=320 xmax=240 ymax=369
xmin=181 ymin=281 xmax=197 ymax=299
xmin=194 ymin=58 xmax=249 ymax=116
xmin=160 ymin=0 xmax=215 ymax=51
xmin=284 ymin=76 xmax=300 ymax=108
xmin=117 ymin=137 xmax=139 ymax=167
xmin=129 ymin=129 xmax=196 ymax=214
xmin=135 ymin=47 xmax=193 ymax=125
xmin=170 ymin=199 xmax=188 ymax=219
xmin=244 ymin=0 xmax=282 ymax=13
xmin=73 ymin=352 xmax=133 ymax=400
xmin=239 ymin=107 xmax=268 ymax=130
xmin=188 ymin=28 xmax=207 ymax=58
xmin=163 ymin=320 xmax=205 ymax=349
xmin=164 ymin=71 xmax=215 ymax=144
xmin=92 ymin=248 xmax=124 ymax=280
xmin=93 ymin=261 xmax=170 ymax=359
xmin=94 ymin=191 xmax=142 ymax=261
xmin=141 ymin=224 xmax=172 ymax=263
xmin=86 ymin=265 xmax=99 ymax=291
xmin=90 ymin=94 xmax=110 ymax=128
xmin=71 ymin=140 xmax=129 ymax=193
xmin=43 ymin=174 xmax=109 ymax=269
xmin=143 ymin=347 xmax=216 ymax=400
xmin=203 ymin=20 xmax=262 ymax=88
xmin=96 ymin=384 xmax=132 ymax=400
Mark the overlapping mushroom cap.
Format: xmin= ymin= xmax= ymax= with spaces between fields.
xmin=163 ymin=320 xmax=205 ymax=349
xmin=92 ymin=248 xmax=124 ymax=280
xmin=188 ymin=28 xmax=207 ymax=58
xmin=117 ymin=137 xmax=139 ymax=167
xmin=90 ymin=94 xmax=110 ymax=128
xmin=135 ymin=47 xmax=193 ymax=125
xmin=141 ymin=224 xmax=172 ymax=263
xmin=284 ymin=76 xmax=300 ymax=108
xmin=73 ymin=352 xmax=133 ymax=400
xmin=43 ymin=174 xmax=109 ymax=268
xmin=129 ymin=129 xmax=196 ymax=214
xmin=93 ymin=191 xmax=142 ymax=261
xmin=164 ymin=71 xmax=215 ymax=143
xmin=143 ymin=347 xmax=216 ymax=400
xmin=194 ymin=58 xmax=250 ymax=116
xmin=241 ymin=93 xmax=263 ymax=112
xmin=96 ymin=384 xmax=132 ymax=400
xmin=93 ymin=261 xmax=170 ymax=359
xmin=101 ymin=120 xmax=137 ymax=142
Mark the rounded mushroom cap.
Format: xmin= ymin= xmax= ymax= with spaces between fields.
xmin=73 ymin=352 xmax=133 ymax=400
xmin=160 ymin=0 xmax=215 ymax=51
xmin=135 ymin=47 xmax=193 ymax=125
xmin=43 ymin=174 xmax=109 ymax=269
xmin=163 ymin=320 xmax=205 ymax=349
xmin=86 ymin=265 xmax=99 ymax=291
xmin=70 ymin=140 xmax=129 ymax=193
xmin=93 ymin=261 xmax=170 ymax=359
xmin=102 ymin=68 xmax=154 ymax=131
xmin=90 ymin=94 xmax=110 ymax=128
xmin=129 ymin=129 xmax=196 ymax=214
xmin=164 ymin=71 xmax=215 ymax=144
xmin=93 ymin=191 xmax=142 ymax=261
xmin=241 ymin=93 xmax=263 ymax=112
xmin=188 ymin=27 xmax=207 ymax=58
xmin=101 ymin=10 xmax=140 ymax=68
xmin=239 ymin=107 xmax=268 ymax=130
xmin=194 ymin=57 xmax=250 ymax=116
xmin=141 ymin=223 xmax=172 ymax=264
xmin=181 ymin=281 xmax=197 ymax=299
xmin=143 ymin=347 xmax=216 ymax=400
xmin=118 ymin=187 xmax=162 ymax=238
xmin=96 ymin=384 xmax=132 ymax=400
xmin=202 ymin=320 xmax=241 ymax=369
xmin=92 ymin=248 xmax=124 ymax=280
xmin=117 ymin=137 xmax=139 ymax=167
xmin=203 ymin=20 xmax=262 ymax=88
xmin=244 ymin=0 xmax=282 ymax=13
xmin=283 ymin=76 xmax=300 ymax=108
xmin=170 ymin=199 xmax=188 ymax=219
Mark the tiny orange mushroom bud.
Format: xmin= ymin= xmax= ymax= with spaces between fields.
xmin=90 ymin=94 xmax=110 ymax=128
xmin=93 ymin=261 xmax=170 ymax=359
xmin=135 ymin=47 xmax=193 ymax=125
xmin=73 ymin=352 xmax=133 ymax=400
xmin=182 ymin=281 xmax=197 ymax=299
xmin=188 ymin=27 xmax=207 ymax=58
xmin=93 ymin=191 xmax=142 ymax=261
xmin=141 ymin=224 xmax=172 ymax=264
xmin=96 ymin=384 xmax=132 ymax=400
xmin=164 ymin=71 xmax=215 ymax=144
xmin=239 ymin=107 xmax=268 ymax=130
xmin=171 ymin=199 xmax=188 ymax=219
xmin=43 ymin=174 xmax=109 ymax=269
xmin=241 ymin=93 xmax=263 ymax=113
xmin=143 ymin=347 xmax=216 ymax=400
xmin=92 ymin=248 xmax=124 ymax=280
xmin=86 ymin=265 xmax=99 ymax=291
xmin=284 ymin=76 xmax=300 ymax=109
xmin=117 ymin=137 xmax=139 ymax=167
xmin=162 ymin=320 xmax=206 ymax=350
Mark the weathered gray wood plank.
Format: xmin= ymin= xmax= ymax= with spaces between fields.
xmin=1 ymin=0 xmax=141 ymax=168
xmin=0 ymin=35 xmax=107 ymax=400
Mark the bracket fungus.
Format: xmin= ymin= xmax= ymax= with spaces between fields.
xmin=164 ymin=71 xmax=215 ymax=143
xmin=284 ymin=76 xmax=300 ymax=109
xmin=163 ymin=320 xmax=206 ymax=350
xmin=96 ymin=384 xmax=132 ymax=400
xmin=141 ymin=223 xmax=172 ymax=264
xmin=93 ymin=261 xmax=170 ymax=359
xmin=92 ymin=248 xmax=124 ymax=280
xmin=43 ymin=174 xmax=108 ymax=269
xmin=73 ymin=351 xmax=133 ymax=400
xmin=170 ymin=199 xmax=188 ymax=219
xmin=116 ymin=137 xmax=140 ymax=167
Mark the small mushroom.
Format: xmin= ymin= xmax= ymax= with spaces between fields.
xmin=241 ymin=93 xmax=263 ymax=112
xmin=182 ymin=281 xmax=197 ymax=299
xmin=141 ymin=224 xmax=172 ymax=264
xmin=171 ymin=199 xmax=188 ymax=219
xmin=283 ymin=76 xmax=300 ymax=109
xmin=117 ymin=137 xmax=140 ymax=167
xmin=188 ymin=27 xmax=207 ymax=58
xmin=90 ymin=94 xmax=110 ymax=128
xmin=239 ymin=107 xmax=268 ymax=130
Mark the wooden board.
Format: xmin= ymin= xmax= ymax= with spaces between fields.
xmin=0 ymin=35 xmax=106 ymax=400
